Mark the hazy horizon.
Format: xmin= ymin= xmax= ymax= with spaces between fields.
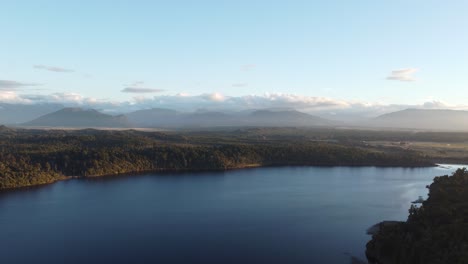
xmin=2 ymin=1 xmax=468 ymax=119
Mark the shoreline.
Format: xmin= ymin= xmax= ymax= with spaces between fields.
xmin=0 ymin=162 xmax=440 ymax=192
xmin=365 ymin=168 xmax=468 ymax=263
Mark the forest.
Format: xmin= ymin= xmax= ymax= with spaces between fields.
xmin=0 ymin=126 xmax=437 ymax=190
xmin=366 ymin=168 xmax=468 ymax=264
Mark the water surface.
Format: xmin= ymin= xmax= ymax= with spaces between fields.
xmin=0 ymin=165 xmax=463 ymax=264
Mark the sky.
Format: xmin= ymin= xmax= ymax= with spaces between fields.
xmin=1 ymin=0 xmax=468 ymax=115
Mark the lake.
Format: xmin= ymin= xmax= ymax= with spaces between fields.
xmin=0 ymin=165 xmax=464 ymax=264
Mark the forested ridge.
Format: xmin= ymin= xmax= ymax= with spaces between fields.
xmin=366 ymin=168 xmax=468 ymax=264
xmin=0 ymin=127 xmax=434 ymax=190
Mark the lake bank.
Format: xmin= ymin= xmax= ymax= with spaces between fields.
xmin=366 ymin=168 xmax=468 ymax=263
xmin=1 ymin=161 xmax=438 ymax=191
xmin=0 ymin=128 xmax=438 ymax=190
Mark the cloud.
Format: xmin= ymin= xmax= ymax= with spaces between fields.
xmin=2 ymin=90 xmax=468 ymax=119
xmin=0 ymin=91 xmax=25 ymax=102
xmin=33 ymin=64 xmax=74 ymax=73
xmin=0 ymin=91 xmax=358 ymax=113
xmin=232 ymin=83 xmax=248 ymax=87
xmin=422 ymin=100 xmax=448 ymax=109
xmin=123 ymin=93 xmax=351 ymax=113
xmin=20 ymin=92 xmax=97 ymax=104
xmin=202 ymin=92 xmax=226 ymax=102
xmin=121 ymin=81 xmax=164 ymax=93
xmin=386 ymin=68 xmax=418 ymax=82
xmin=121 ymin=87 xmax=165 ymax=93
xmin=0 ymin=80 xmax=41 ymax=90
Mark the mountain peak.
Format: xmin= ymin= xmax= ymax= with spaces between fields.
xmin=374 ymin=108 xmax=468 ymax=131
xmin=23 ymin=108 xmax=130 ymax=128
xmin=126 ymin=108 xmax=335 ymax=128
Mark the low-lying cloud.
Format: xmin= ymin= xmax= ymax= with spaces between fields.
xmin=422 ymin=100 xmax=448 ymax=109
xmin=1 ymin=90 xmax=466 ymax=119
xmin=386 ymin=68 xmax=418 ymax=82
xmin=202 ymin=92 xmax=226 ymax=102
xmin=33 ymin=65 xmax=74 ymax=73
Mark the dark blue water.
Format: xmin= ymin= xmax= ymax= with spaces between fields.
xmin=0 ymin=165 xmax=463 ymax=264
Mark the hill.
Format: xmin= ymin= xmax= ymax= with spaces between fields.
xmin=23 ymin=108 xmax=130 ymax=128
xmin=126 ymin=108 xmax=334 ymax=128
xmin=373 ymin=109 xmax=468 ymax=131
xmin=367 ymin=168 xmax=468 ymax=263
xmin=244 ymin=109 xmax=332 ymax=126
xmin=125 ymin=108 xmax=180 ymax=127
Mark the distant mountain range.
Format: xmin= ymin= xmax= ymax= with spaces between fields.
xmin=9 ymin=106 xmax=468 ymax=131
xmin=126 ymin=108 xmax=334 ymax=128
xmin=372 ymin=109 xmax=468 ymax=131
xmin=23 ymin=108 xmax=130 ymax=128
xmin=125 ymin=108 xmax=179 ymax=127
xmin=21 ymin=107 xmax=334 ymax=128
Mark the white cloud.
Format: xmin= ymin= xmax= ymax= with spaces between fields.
xmin=0 ymin=91 xmax=27 ymax=102
xmin=33 ymin=65 xmax=74 ymax=73
xmin=120 ymin=93 xmax=354 ymax=113
xmin=202 ymin=92 xmax=226 ymax=102
xmin=386 ymin=68 xmax=418 ymax=82
xmin=2 ymin=90 xmax=468 ymax=118
xmin=422 ymin=100 xmax=448 ymax=109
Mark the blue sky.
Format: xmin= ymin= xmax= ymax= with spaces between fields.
xmin=1 ymin=1 xmax=468 ymax=113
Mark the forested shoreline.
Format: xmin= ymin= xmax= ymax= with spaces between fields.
xmin=0 ymin=127 xmax=435 ymax=190
xmin=366 ymin=168 xmax=468 ymax=264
